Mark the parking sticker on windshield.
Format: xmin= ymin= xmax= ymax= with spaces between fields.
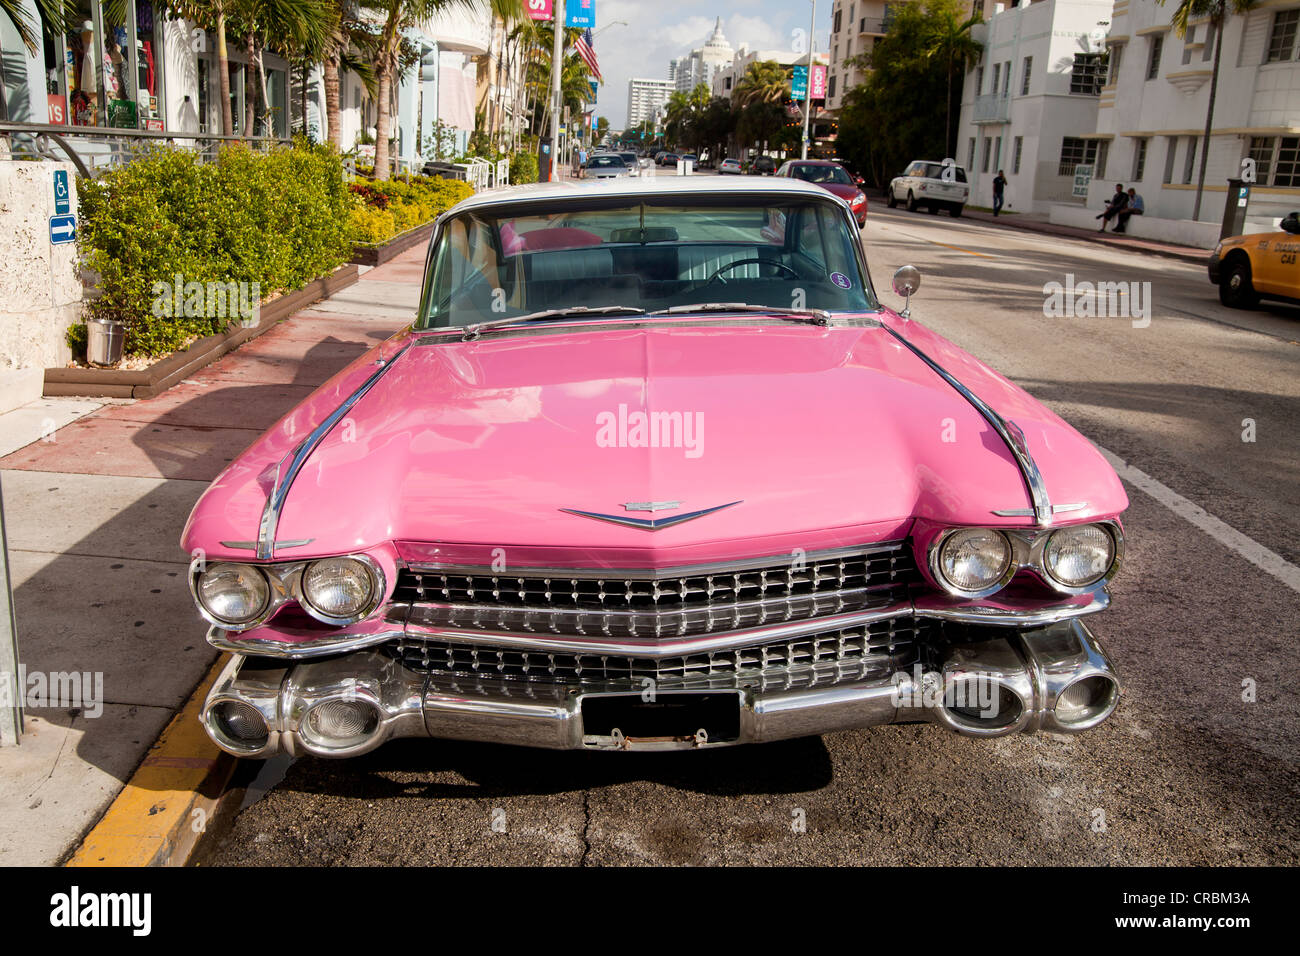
xmin=830 ymin=272 xmax=852 ymax=290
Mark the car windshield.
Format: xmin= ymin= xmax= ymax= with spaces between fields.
xmin=419 ymin=196 xmax=875 ymax=329
xmin=588 ymin=156 xmax=625 ymax=168
xmin=791 ymin=164 xmax=853 ymax=185
xmin=620 ymin=153 xmax=638 ymax=164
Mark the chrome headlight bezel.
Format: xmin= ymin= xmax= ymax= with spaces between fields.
xmin=298 ymin=555 xmax=384 ymax=627
xmin=191 ymin=562 xmax=272 ymax=628
xmin=929 ymin=528 xmax=1017 ymax=598
xmin=189 ymin=554 xmax=386 ymax=632
xmin=926 ymin=521 xmax=1124 ymax=600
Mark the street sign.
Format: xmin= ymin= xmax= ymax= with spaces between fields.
xmin=53 ymin=170 xmax=70 ymax=215
xmin=49 ymin=214 xmax=76 ymax=244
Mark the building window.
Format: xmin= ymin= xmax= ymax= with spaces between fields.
xmin=968 ymin=137 xmax=976 ymax=169
xmin=1108 ymin=44 xmax=1123 ymax=84
xmin=1058 ymin=136 xmax=1098 ymax=176
xmin=834 ymin=9 xmax=843 ymax=32
xmin=992 ymin=63 xmax=1000 ymax=94
xmin=1182 ymin=26 xmax=1196 ymax=65
xmin=828 ymin=75 xmax=836 ymax=99
xmin=1013 ymin=136 xmax=1023 ymax=174
xmin=1249 ymin=136 xmax=1300 ymax=186
xmin=1162 ymin=136 xmax=1177 ymax=183
xmin=1002 ymin=61 xmax=1011 ymax=95
xmin=1070 ymin=53 xmax=1107 ymax=95
xmin=1203 ymin=23 xmax=1216 ymax=61
xmin=1147 ymin=34 xmax=1164 ymax=79
xmin=975 ymin=66 xmax=984 ymax=94
xmin=1021 ymin=56 xmax=1032 ymax=95
xmin=994 ymin=135 xmax=1002 ymax=170
xmin=982 ymin=136 xmax=991 ymax=172
xmin=1183 ymin=136 xmax=1197 ymax=183
xmin=1267 ymin=9 xmax=1299 ymax=62
xmin=1132 ymin=137 xmax=1148 ymax=181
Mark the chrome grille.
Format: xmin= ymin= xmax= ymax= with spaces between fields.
xmin=386 ymin=616 xmax=926 ymax=694
xmin=393 ymin=544 xmax=917 ymax=639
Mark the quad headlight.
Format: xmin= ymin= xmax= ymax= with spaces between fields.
xmin=1043 ymin=524 xmax=1116 ymax=588
xmin=195 ymin=563 xmax=270 ymax=626
xmin=935 ymin=528 xmax=1013 ymax=595
xmin=300 ymin=557 xmax=378 ymax=621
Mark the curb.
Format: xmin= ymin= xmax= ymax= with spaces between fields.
xmin=959 ymin=212 xmax=1207 ymax=265
xmin=65 ymin=655 xmax=236 ymax=867
xmin=351 ymin=221 xmax=436 ymax=267
xmin=45 ymin=264 xmax=362 ymax=400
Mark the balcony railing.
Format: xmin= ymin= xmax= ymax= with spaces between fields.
xmin=973 ymin=92 xmax=1011 ymax=124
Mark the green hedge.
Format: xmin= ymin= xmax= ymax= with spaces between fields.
xmin=347 ymin=176 xmax=475 ymax=246
xmin=77 ymin=142 xmax=353 ymax=357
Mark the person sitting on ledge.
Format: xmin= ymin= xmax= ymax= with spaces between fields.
xmin=1114 ymin=188 xmax=1144 ymax=234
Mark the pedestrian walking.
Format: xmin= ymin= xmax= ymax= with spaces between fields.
xmin=1114 ymin=188 xmax=1144 ymax=233
xmin=1096 ymin=183 xmax=1128 ymax=232
xmin=992 ymin=170 xmax=1007 ymax=216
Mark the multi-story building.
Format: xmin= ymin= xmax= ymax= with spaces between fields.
xmin=826 ymin=0 xmax=922 ymax=113
xmin=711 ymin=45 xmax=830 ymax=99
xmin=627 ymin=78 xmax=675 ymax=129
xmin=669 ymin=17 xmax=735 ymax=93
xmin=1067 ymin=0 xmax=1300 ymax=240
xmin=0 ymin=0 xmax=511 ymax=170
xmin=952 ymin=0 xmax=1115 ymax=215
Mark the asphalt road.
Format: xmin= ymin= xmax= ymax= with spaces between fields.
xmin=202 ymin=205 xmax=1300 ymax=867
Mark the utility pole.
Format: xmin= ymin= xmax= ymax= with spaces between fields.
xmin=1 ymin=475 xmax=22 ymax=747
xmin=548 ymin=15 xmax=565 ymax=180
xmin=801 ymin=0 xmax=817 ymax=160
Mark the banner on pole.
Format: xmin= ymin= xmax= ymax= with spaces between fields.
xmin=526 ymin=0 xmax=552 ymax=20
xmin=565 ymin=0 xmax=595 ymax=28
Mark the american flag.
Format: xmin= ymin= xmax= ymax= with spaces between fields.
xmin=575 ymin=28 xmax=601 ymax=81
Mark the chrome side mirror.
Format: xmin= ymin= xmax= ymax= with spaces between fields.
xmin=892 ymin=265 xmax=921 ymax=318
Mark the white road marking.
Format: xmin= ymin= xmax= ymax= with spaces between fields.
xmin=1099 ymin=446 xmax=1300 ymax=594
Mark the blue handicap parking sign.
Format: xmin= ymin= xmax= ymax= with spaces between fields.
xmin=50 ymin=214 xmax=76 ymax=244
xmin=54 ymin=170 xmax=70 ymax=214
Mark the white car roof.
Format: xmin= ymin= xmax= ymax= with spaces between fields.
xmin=451 ymin=175 xmax=833 ymax=215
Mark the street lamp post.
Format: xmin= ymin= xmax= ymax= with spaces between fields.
xmin=801 ymin=0 xmax=817 ymax=160
xmin=549 ymin=17 xmax=627 ymax=177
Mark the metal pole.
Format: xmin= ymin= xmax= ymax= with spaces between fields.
xmin=0 ymin=474 xmax=22 ymax=746
xmin=801 ymin=0 xmax=816 ymax=160
xmin=548 ymin=14 xmax=564 ymax=181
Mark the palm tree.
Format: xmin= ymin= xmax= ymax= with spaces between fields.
xmin=227 ymin=0 xmax=333 ymax=138
xmin=163 ymin=0 xmax=237 ymax=136
xmin=1160 ymin=0 xmax=1257 ymax=220
xmin=732 ymin=60 xmax=787 ymax=108
xmin=924 ymin=8 xmax=982 ymax=159
xmin=1 ymin=0 xmax=74 ymax=120
xmin=362 ymin=0 xmax=476 ymax=179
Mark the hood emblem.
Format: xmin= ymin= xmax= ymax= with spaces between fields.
xmin=561 ymin=501 xmax=741 ymax=531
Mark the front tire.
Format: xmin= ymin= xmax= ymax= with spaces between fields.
xmin=949 ymin=203 xmax=964 ymax=217
xmin=1219 ymin=258 xmax=1260 ymax=309
xmin=887 ymin=188 xmax=898 ymax=209
xmin=906 ymin=191 xmax=919 ymax=212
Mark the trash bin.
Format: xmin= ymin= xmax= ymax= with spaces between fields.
xmin=86 ymin=318 xmax=125 ymax=367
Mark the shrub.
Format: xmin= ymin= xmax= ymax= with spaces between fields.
xmin=346 ymin=176 xmax=474 ymax=246
xmin=510 ymin=152 xmax=539 ymax=185
xmin=78 ymin=142 xmax=353 ymax=357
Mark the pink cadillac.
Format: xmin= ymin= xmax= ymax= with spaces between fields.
xmin=183 ymin=176 xmax=1126 ymax=757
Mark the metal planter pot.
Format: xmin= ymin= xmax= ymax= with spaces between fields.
xmin=86 ymin=318 xmax=125 ymax=367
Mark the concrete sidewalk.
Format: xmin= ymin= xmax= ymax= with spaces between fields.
xmin=958 ymin=209 xmax=1210 ymax=265
xmin=0 ymin=249 xmax=423 ymax=865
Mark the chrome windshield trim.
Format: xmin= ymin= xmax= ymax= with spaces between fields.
xmin=255 ymin=343 xmax=412 ymax=560
xmin=881 ymin=324 xmax=1054 ymax=526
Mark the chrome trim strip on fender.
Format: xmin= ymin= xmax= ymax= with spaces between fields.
xmin=879 ymin=324 xmax=1054 ymax=526
xmin=254 ymin=343 xmax=412 ymax=560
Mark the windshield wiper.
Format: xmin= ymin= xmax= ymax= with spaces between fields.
xmin=463 ymin=306 xmax=645 ymax=340
xmin=650 ymin=303 xmax=831 ymax=326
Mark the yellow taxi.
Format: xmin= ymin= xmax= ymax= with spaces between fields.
xmin=1209 ymin=212 xmax=1300 ymax=309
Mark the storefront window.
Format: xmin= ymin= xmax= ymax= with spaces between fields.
xmin=136 ymin=0 xmax=163 ymax=129
xmin=65 ymin=5 xmax=100 ymax=127
xmin=102 ymin=7 xmax=136 ymax=128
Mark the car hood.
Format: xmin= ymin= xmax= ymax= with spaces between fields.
xmin=815 ymin=182 xmax=861 ymax=202
xmin=183 ymin=321 xmax=1127 ymax=568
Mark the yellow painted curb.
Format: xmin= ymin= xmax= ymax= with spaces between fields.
xmin=67 ymin=655 xmax=237 ymax=867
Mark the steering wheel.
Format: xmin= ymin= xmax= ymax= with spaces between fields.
xmin=707 ymin=258 xmax=801 ymax=285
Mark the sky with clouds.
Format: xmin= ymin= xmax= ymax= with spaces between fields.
xmin=590 ymin=1 xmax=832 ymax=128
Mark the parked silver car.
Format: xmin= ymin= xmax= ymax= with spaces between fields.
xmin=583 ymin=154 xmax=631 ymax=179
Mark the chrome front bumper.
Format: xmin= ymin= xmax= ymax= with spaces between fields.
xmin=202 ymin=619 xmax=1121 ymax=757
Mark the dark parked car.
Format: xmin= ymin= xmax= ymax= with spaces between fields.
xmin=750 ymin=155 xmax=775 ymax=176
